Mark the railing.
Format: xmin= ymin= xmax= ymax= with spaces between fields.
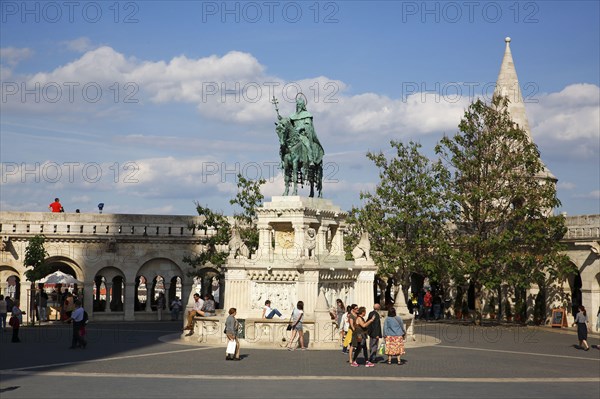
xmin=563 ymin=214 xmax=600 ymax=240
xmin=0 ymin=212 xmax=218 ymax=239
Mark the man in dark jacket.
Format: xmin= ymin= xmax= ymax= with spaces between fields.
xmin=367 ymin=303 xmax=382 ymax=363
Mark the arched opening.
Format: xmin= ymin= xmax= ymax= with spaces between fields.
xmin=111 ymin=276 xmax=125 ymax=311
xmin=196 ymin=267 xmax=224 ymax=309
xmin=136 ymin=258 xmax=184 ymax=312
xmin=150 ymin=275 xmax=165 ymax=311
xmin=4 ymin=275 xmax=20 ymax=302
xmin=135 ymin=275 xmax=148 ymax=311
xmin=93 ymin=267 xmax=125 ymax=312
xmin=568 ymin=271 xmax=583 ymax=322
xmin=168 ymin=276 xmax=182 ymax=305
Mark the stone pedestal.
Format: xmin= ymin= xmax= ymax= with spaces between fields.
xmin=182 ymin=196 xmax=377 ymax=349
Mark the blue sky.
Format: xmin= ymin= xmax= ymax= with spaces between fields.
xmin=1 ymin=1 xmax=599 ymax=216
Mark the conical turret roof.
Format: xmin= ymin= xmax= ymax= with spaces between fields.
xmin=493 ymin=37 xmax=557 ymax=181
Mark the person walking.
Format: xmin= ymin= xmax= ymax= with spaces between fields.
xmin=170 ymin=296 xmax=182 ymax=321
xmin=65 ymin=300 xmax=86 ymax=349
xmin=572 ymin=305 xmax=590 ymax=351
xmin=0 ymin=295 xmax=7 ymax=331
xmin=367 ymin=303 xmax=382 ymax=363
xmin=286 ymin=301 xmax=307 ymax=350
xmin=351 ymin=307 xmax=376 ymax=367
xmin=331 ymin=299 xmax=345 ymax=345
xmin=38 ymin=290 xmax=48 ymax=322
xmin=423 ymin=289 xmax=433 ymax=321
xmin=9 ymin=301 xmax=24 ymax=343
xmin=383 ymin=307 xmax=406 ymax=365
xmin=225 ymin=307 xmax=241 ymax=361
xmin=345 ymin=304 xmax=358 ymax=362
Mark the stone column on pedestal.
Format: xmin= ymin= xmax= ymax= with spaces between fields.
xmin=256 ymin=223 xmax=272 ymax=263
xmin=330 ymin=225 xmax=345 ymax=257
xmin=297 ymin=270 xmax=319 ymax=317
xmin=354 ymin=269 xmax=375 ymax=309
xmin=83 ymin=282 xmax=94 ymax=320
xmin=317 ymin=225 xmax=329 ymax=257
xmin=313 ymin=287 xmax=335 ymax=348
xmin=293 ymin=224 xmax=306 ymax=261
xmin=105 ymin=282 xmax=112 ymax=312
xmin=124 ymin=282 xmax=135 ymax=321
xmin=223 ymin=269 xmax=250 ymax=317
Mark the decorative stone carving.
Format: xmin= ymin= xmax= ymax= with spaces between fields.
xmin=228 ymin=227 xmax=249 ymax=259
xmin=247 ymin=270 xmax=299 ymax=281
xmin=250 ymin=282 xmax=296 ymax=311
xmin=0 ymin=236 xmax=10 ymax=252
xmin=352 ymin=232 xmax=371 ymax=261
xmin=276 ymin=230 xmax=295 ymax=249
xmin=106 ymin=238 xmax=117 ymax=253
xmin=304 ymin=227 xmax=317 ymax=258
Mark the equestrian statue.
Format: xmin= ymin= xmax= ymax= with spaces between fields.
xmin=272 ymin=94 xmax=324 ymax=198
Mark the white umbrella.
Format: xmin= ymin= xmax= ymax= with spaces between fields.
xmin=36 ymin=271 xmax=82 ymax=285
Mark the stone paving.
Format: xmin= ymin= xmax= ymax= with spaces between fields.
xmin=0 ymin=320 xmax=598 ymax=398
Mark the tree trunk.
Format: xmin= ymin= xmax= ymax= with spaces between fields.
xmin=473 ymin=281 xmax=483 ymax=325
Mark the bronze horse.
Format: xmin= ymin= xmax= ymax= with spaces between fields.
xmin=276 ymin=117 xmax=323 ymax=198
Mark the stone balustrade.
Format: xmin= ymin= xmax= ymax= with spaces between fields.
xmin=563 ymin=214 xmax=600 ymax=240
xmin=182 ymin=316 xmax=339 ymax=349
xmin=0 ymin=211 xmax=219 ymax=241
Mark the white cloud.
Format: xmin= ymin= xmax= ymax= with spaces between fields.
xmin=0 ymin=47 xmax=33 ymax=67
xmin=574 ymin=190 xmax=600 ymax=200
xmin=2 ymin=46 xmax=468 ymax=141
xmin=62 ymin=37 xmax=96 ymax=53
xmin=529 ymin=84 xmax=600 ymax=141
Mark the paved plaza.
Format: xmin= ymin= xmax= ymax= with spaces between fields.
xmin=0 ymin=320 xmax=598 ymax=398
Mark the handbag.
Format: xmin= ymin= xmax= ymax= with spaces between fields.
xmin=378 ymin=341 xmax=386 ymax=355
xmin=226 ymin=339 xmax=237 ymax=354
xmin=286 ymin=311 xmax=294 ymax=331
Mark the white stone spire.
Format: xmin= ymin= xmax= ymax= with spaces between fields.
xmin=494 ymin=37 xmax=556 ymax=181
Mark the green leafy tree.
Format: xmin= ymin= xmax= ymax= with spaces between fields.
xmin=24 ymin=235 xmax=50 ymax=283
xmin=183 ymin=204 xmax=231 ymax=276
xmin=24 ymin=235 xmax=49 ymax=325
xmin=350 ymin=140 xmax=454 ymax=300
xmin=435 ymin=96 xmax=572 ymax=322
xmin=229 ymin=174 xmax=266 ymax=254
xmin=184 ymin=174 xmax=266 ymax=275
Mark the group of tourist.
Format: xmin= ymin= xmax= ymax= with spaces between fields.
xmin=257 ymin=298 xmax=407 ymax=366
xmin=1 ymin=294 xmax=24 ymax=343
xmin=181 ymin=294 xmax=599 ymax=363
xmin=338 ymin=301 xmax=406 ymax=367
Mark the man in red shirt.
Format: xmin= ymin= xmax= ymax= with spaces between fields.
xmin=49 ymin=198 xmax=62 ymax=212
xmin=424 ymin=290 xmax=433 ymax=321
